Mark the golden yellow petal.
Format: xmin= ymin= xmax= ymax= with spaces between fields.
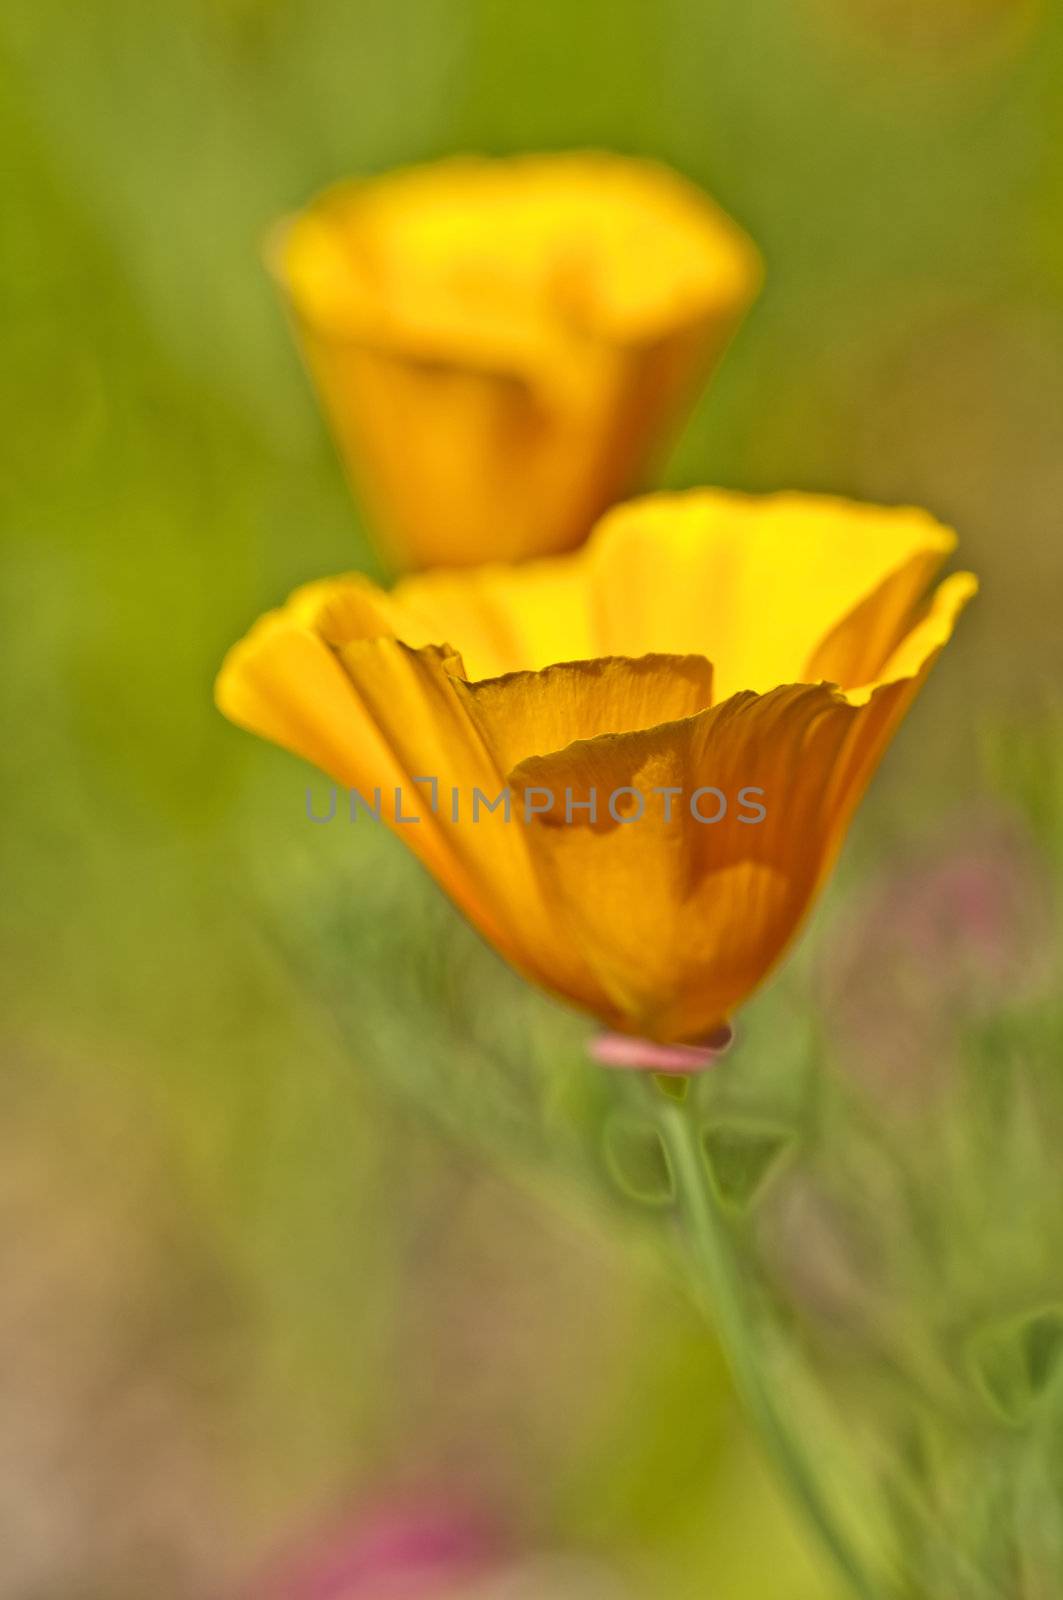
xmin=271 ymin=156 xmax=762 ymax=569
xmin=350 ymin=489 xmax=959 ymax=687
xmin=584 ymin=490 xmax=958 ymax=700
xmin=215 ymin=603 xmax=398 ymax=791
xmin=276 ymin=153 xmax=761 ymax=357
xmin=390 ymin=557 xmax=594 ymax=678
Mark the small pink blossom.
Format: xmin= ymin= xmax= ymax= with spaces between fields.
xmin=248 ymin=1500 xmax=503 ymax=1600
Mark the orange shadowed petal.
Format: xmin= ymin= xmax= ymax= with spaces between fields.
xmin=216 ymin=611 xmax=606 ymax=1014
xmin=216 ymin=618 xmax=502 ymax=943
xmin=507 ymin=572 xmax=975 ymax=1043
xmin=453 ymin=653 xmax=714 ymax=775
xmin=509 ymin=683 xmax=857 ymax=1041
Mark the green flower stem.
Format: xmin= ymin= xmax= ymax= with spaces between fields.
xmin=654 ymin=1094 xmax=879 ymax=1600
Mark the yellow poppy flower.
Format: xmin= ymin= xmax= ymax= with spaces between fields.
xmin=272 ymin=154 xmax=761 ymax=570
xmin=217 ymin=490 xmax=976 ymax=1046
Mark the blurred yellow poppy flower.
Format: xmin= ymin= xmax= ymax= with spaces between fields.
xmin=272 ymin=154 xmax=761 ymax=570
xmin=217 ymin=490 xmax=976 ymax=1045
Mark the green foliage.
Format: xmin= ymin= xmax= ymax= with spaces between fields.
xmin=702 ymin=1119 xmax=797 ymax=1213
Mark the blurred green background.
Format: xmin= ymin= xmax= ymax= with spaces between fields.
xmin=2 ymin=0 xmax=1061 ymax=1594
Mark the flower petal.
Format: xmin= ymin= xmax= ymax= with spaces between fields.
xmin=508 ymin=573 xmax=975 ymax=1042
xmin=839 ymin=569 xmax=979 ymax=703
xmin=276 ymin=153 xmax=760 ymax=358
xmin=584 ymin=490 xmax=958 ymax=700
xmin=273 ymin=156 xmax=761 ymax=569
xmin=357 ymin=489 xmax=958 ymax=687
xmin=391 ymin=559 xmax=594 ymax=679
xmin=508 ymin=685 xmax=848 ymax=1040
xmin=453 ymin=653 xmax=714 ymax=774
xmin=216 ymin=498 xmax=976 ymax=1043
xmin=216 ymin=607 xmax=604 ymax=1011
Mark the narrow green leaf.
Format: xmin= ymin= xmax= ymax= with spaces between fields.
xmin=603 ymin=1113 xmax=675 ymax=1206
xmin=967 ymin=1305 xmax=1063 ymax=1424
xmin=701 ymin=1119 xmax=796 ymax=1212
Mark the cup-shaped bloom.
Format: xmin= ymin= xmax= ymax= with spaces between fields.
xmin=272 ymin=155 xmax=761 ymax=569
xmin=217 ymin=490 xmax=976 ymax=1045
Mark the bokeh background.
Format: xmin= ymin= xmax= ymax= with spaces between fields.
xmin=2 ymin=1 xmax=1062 ymax=1595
